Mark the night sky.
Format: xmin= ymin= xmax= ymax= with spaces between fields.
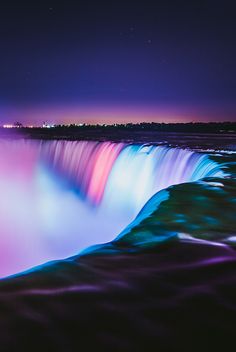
xmin=0 ymin=0 xmax=235 ymax=125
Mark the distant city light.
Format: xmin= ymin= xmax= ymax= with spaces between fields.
xmin=3 ymin=124 xmax=14 ymax=128
xmin=42 ymin=122 xmax=55 ymax=128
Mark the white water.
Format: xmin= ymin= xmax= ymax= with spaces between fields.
xmin=0 ymin=139 xmax=223 ymax=277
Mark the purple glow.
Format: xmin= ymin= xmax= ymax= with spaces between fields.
xmin=0 ymin=139 xmax=223 ymax=278
xmin=1 ymin=104 xmax=235 ymax=126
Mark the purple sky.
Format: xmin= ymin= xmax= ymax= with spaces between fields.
xmin=0 ymin=1 xmax=235 ymax=124
xmin=1 ymin=103 xmax=235 ymax=126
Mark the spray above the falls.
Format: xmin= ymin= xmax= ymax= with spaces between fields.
xmin=0 ymin=139 xmax=224 ymax=278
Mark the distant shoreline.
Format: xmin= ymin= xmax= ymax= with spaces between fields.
xmin=1 ymin=121 xmax=236 ymax=134
xmin=0 ymin=122 xmax=235 ymax=151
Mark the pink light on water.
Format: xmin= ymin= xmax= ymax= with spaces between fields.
xmin=0 ymin=138 xmax=223 ymax=278
xmin=87 ymin=142 xmax=124 ymax=204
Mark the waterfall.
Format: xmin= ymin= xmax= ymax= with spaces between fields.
xmin=0 ymin=139 xmax=223 ymax=277
xmin=39 ymin=140 xmax=223 ymax=212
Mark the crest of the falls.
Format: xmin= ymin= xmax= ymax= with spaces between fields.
xmin=0 ymin=139 xmax=224 ymax=278
xmin=39 ymin=141 xmax=223 ymax=213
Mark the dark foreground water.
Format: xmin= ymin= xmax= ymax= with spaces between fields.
xmin=1 ymin=241 xmax=236 ymax=352
xmin=0 ymin=133 xmax=235 ymax=351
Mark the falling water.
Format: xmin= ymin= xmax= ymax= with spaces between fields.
xmin=0 ymin=139 xmax=223 ymax=277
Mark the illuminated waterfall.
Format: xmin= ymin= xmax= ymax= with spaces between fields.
xmin=0 ymin=139 xmax=223 ymax=278
xmin=39 ymin=141 xmax=223 ymax=213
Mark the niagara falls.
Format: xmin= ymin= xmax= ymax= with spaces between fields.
xmin=0 ymin=138 xmax=225 ymax=278
xmin=1 ymin=0 xmax=236 ymax=351
xmin=0 ymin=127 xmax=235 ymax=352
